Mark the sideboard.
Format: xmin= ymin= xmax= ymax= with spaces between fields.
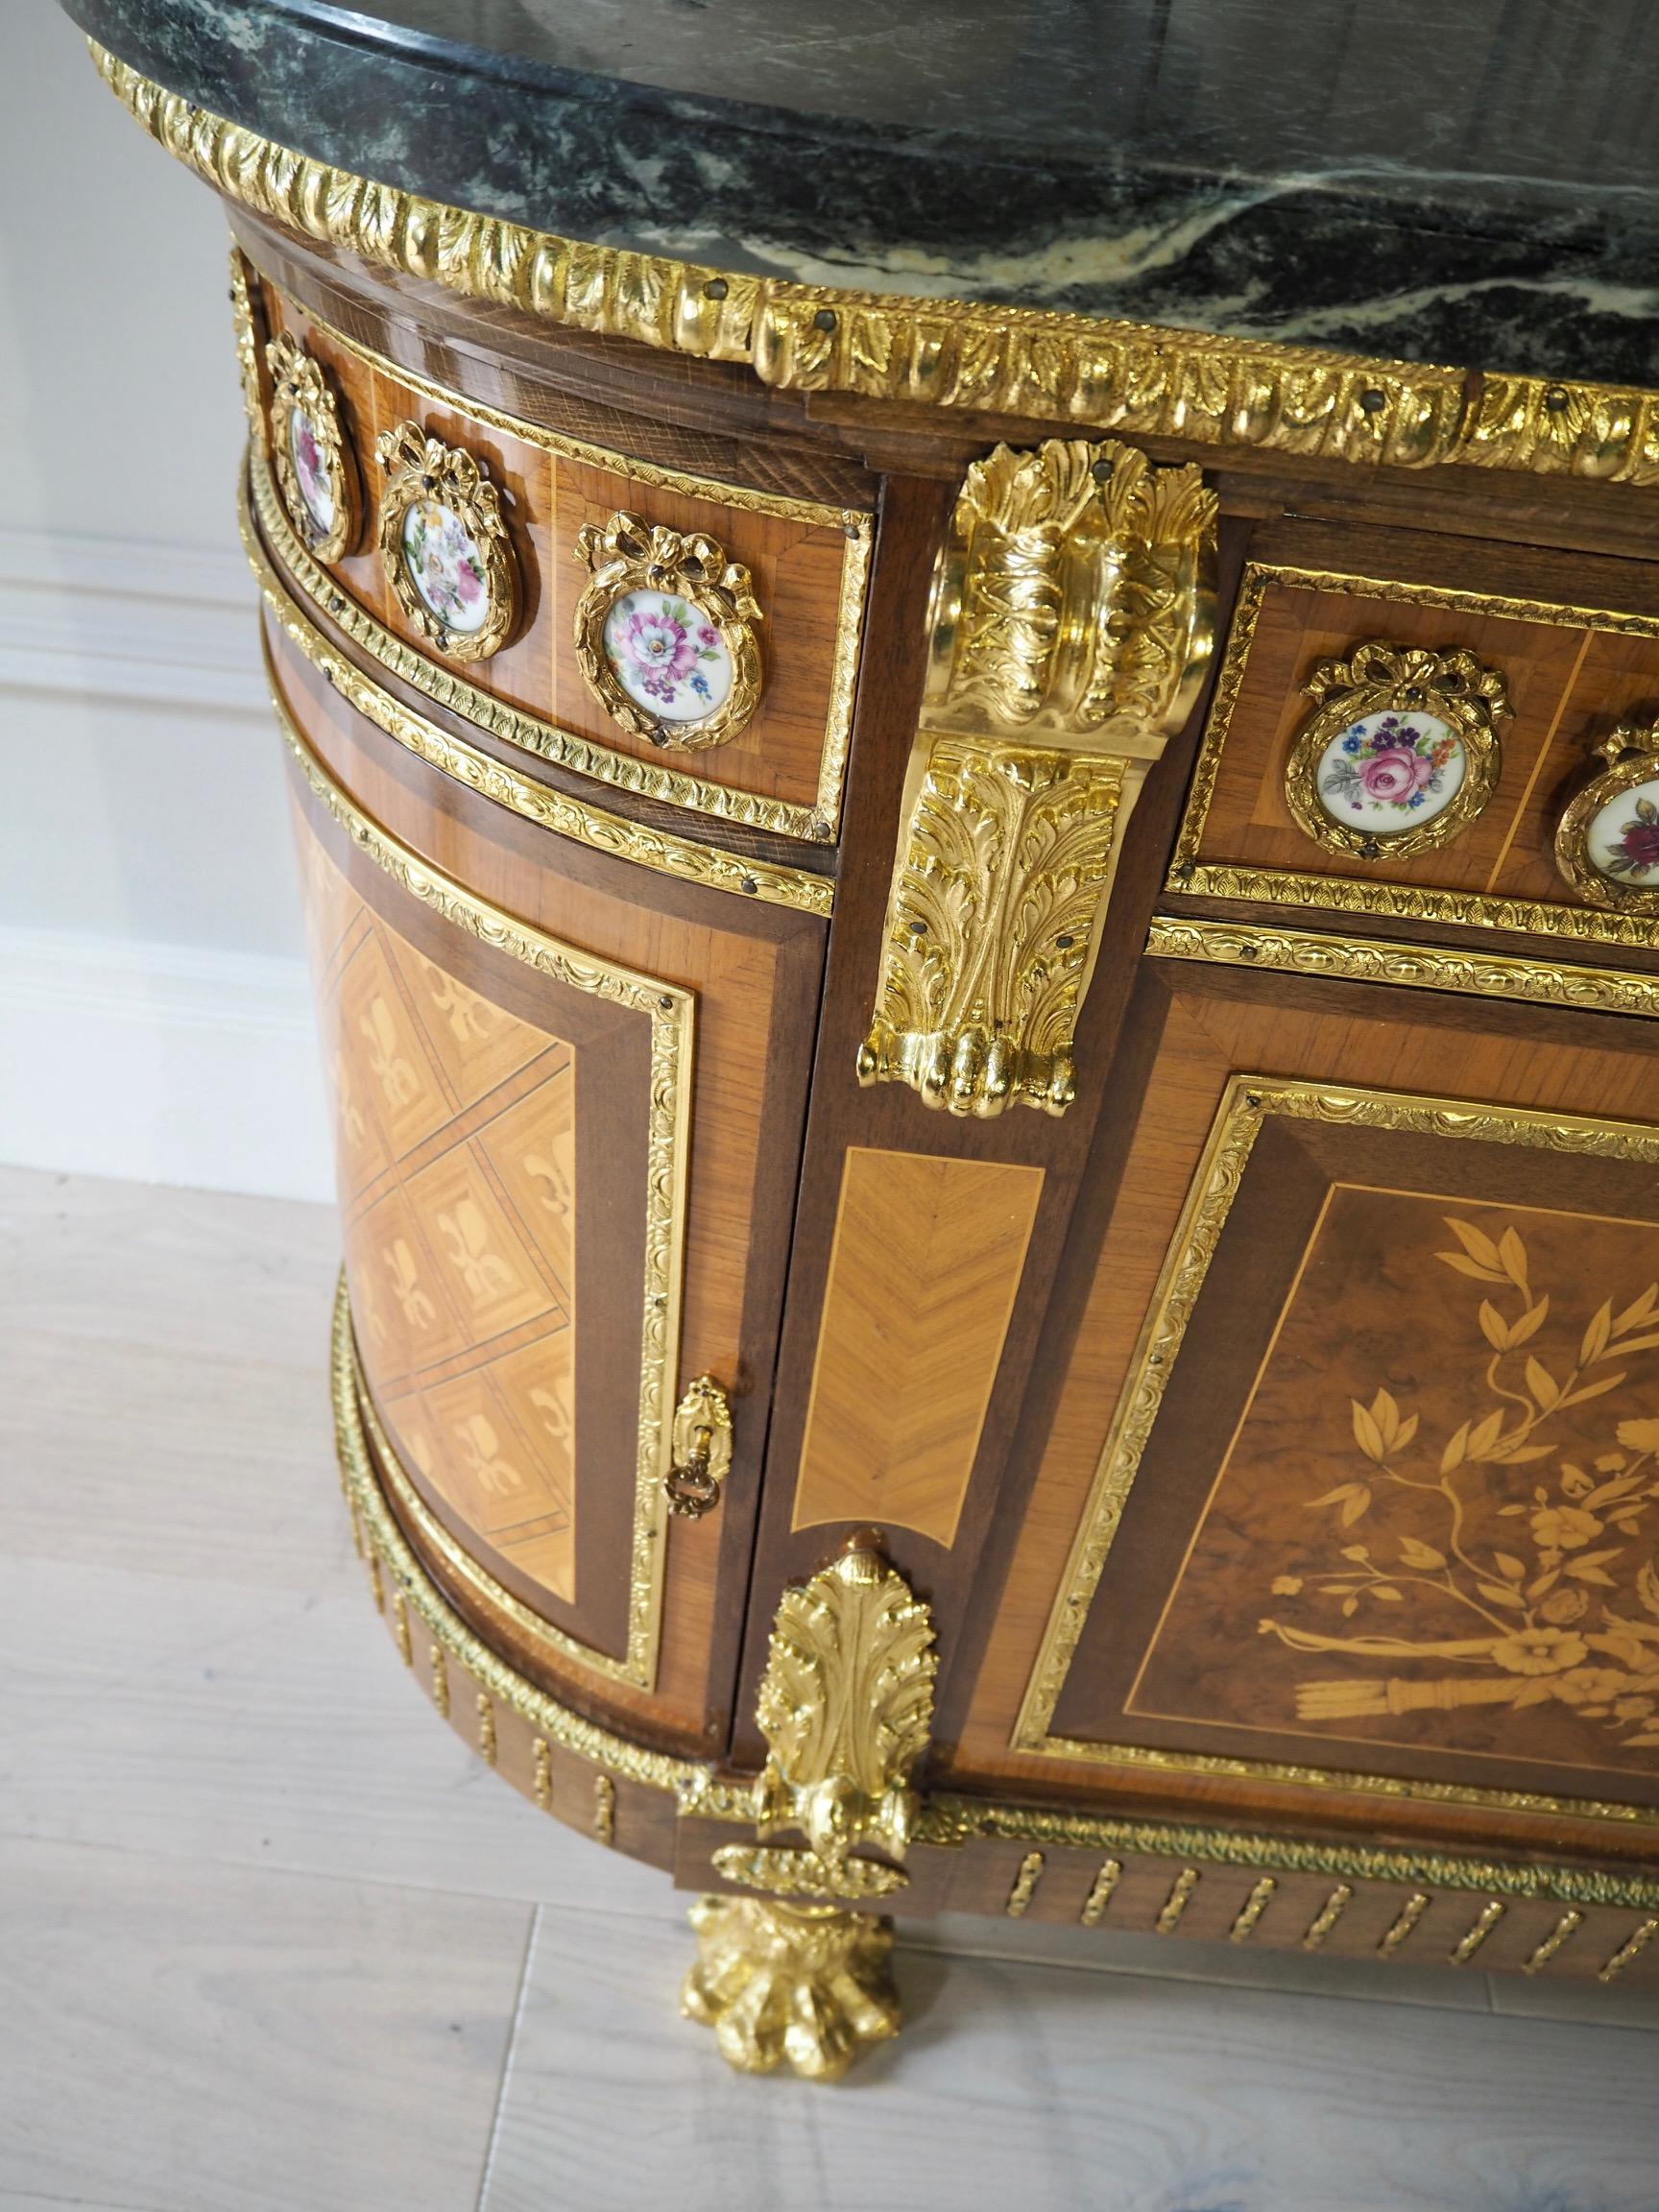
xmin=67 ymin=0 xmax=1659 ymax=2079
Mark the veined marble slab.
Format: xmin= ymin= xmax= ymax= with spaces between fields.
xmin=57 ymin=0 xmax=1659 ymax=387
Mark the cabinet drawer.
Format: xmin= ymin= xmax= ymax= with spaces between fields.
xmin=1168 ymin=518 xmax=1659 ymax=955
xmin=239 ymin=252 xmax=874 ymax=844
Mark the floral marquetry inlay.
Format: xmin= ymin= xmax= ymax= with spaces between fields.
xmin=1256 ymin=1214 xmax=1659 ymax=1761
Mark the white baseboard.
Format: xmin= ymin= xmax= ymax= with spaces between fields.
xmin=0 ymin=926 xmax=334 ymax=1204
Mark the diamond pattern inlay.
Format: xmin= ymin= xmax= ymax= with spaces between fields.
xmin=297 ymin=816 xmax=580 ymax=1605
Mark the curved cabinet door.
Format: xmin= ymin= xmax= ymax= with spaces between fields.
xmin=269 ymin=611 xmax=828 ymax=1753
xmin=963 ymin=951 xmax=1659 ymax=1883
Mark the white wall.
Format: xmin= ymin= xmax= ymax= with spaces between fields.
xmin=0 ymin=12 xmax=330 ymax=1200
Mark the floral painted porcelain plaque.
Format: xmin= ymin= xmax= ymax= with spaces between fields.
xmin=374 ymin=421 xmax=517 ymax=663
xmin=1284 ymin=639 xmax=1508 ymax=860
xmin=266 ymin=330 xmax=359 ymax=565
xmin=1312 ymin=708 xmax=1467 ymax=832
xmin=1586 ymin=778 xmax=1659 ymax=883
xmin=574 ymin=511 xmax=762 ymax=751
xmin=602 ymin=589 xmax=735 ymax=723
xmin=401 ymin=498 xmax=492 ymax=637
xmin=290 ymin=406 xmax=337 ymax=537
xmin=1555 ymin=719 xmax=1659 ymax=914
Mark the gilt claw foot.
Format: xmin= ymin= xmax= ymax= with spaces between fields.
xmin=680 ymin=1893 xmax=902 ymax=2081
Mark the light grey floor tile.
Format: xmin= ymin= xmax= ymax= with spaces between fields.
xmin=0 ymin=1165 xmax=338 ymax=1363
xmin=1488 ymin=1965 xmax=1659 ymax=2032
xmin=0 ymin=1328 xmax=341 ymax=1588
xmin=0 ymin=2198 xmax=157 ymax=2211
xmin=482 ymin=1904 xmax=1659 ymax=2212
xmin=0 ymin=1551 xmax=676 ymax=1918
xmin=0 ymin=1834 xmax=531 ymax=2212
xmin=6 ymin=1163 xmax=1655 ymax=2210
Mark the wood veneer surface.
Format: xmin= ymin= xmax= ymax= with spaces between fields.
xmin=791 ymin=1147 xmax=1045 ymax=1547
xmin=958 ymin=959 xmax=1659 ymax=1865
xmin=260 ymin=278 xmax=866 ymax=830
xmin=270 ymin=615 xmax=825 ymax=1753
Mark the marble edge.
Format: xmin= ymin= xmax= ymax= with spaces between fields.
xmin=82 ymin=38 xmax=1659 ymax=489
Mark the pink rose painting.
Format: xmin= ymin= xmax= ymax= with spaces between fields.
xmin=603 ymin=589 xmax=732 ymax=721
xmin=401 ymin=498 xmax=487 ymax=633
xmin=1601 ymin=787 xmax=1659 ymax=880
xmin=289 ymin=405 xmax=334 ymax=533
xmin=1318 ymin=709 xmax=1462 ymax=828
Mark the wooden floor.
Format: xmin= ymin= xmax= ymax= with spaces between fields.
xmin=2 ymin=1165 xmax=1657 ymax=2212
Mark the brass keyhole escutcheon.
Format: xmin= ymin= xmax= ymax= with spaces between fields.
xmin=664 ymin=1375 xmax=733 ymax=1518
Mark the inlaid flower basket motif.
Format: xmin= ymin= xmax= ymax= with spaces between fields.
xmin=1284 ymin=639 xmax=1509 ymax=859
xmin=1554 ymin=717 xmax=1659 ymax=916
xmin=1260 ymin=1216 xmax=1659 ymax=1755
xmin=266 ymin=330 xmax=361 ymax=564
xmin=375 ymin=421 xmax=518 ymax=663
xmin=573 ymin=510 xmax=762 ymax=750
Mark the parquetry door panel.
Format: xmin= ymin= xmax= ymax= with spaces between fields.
xmin=271 ymin=612 xmax=827 ymax=1745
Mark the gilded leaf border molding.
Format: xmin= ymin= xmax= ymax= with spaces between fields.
xmin=1145 ymin=915 xmax=1659 ymax=1022
xmin=99 ymin=46 xmax=1659 ymax=488
xmin=1167 ymin=561 xmax=1659 ymax=952
xmin=1013 ymin=1073 xmax=1659 ymax=1833
xmin=252 ymin=445 xmax=845 ymax=844
xmin=282 ymin=700 xmax=693 ymax=1691
xmin=330 ymin=1276 xmax=1659 ymax=1923
xmin=859 ymin=438 xmax=1216 ymax=1118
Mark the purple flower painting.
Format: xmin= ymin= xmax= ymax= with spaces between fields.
xmin=602 ymin=589 xmax=732 ymax=722
xmin=288 ymin=405 xmax=335 ymax=534
xmin=1318 ymin=709 xmax=1465 ymax=830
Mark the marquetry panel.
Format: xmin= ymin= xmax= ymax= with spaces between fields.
xmin=791 ymin=1148 xmax=1046 ymax=1547
xmin=273 ymin=611 xmax=827 ymax=1742
xmin=1169 ymin=517 xmax=1659 ymax=946
xmin=297 ymin=811 xmax=585 ymax=1607
xmin=254 ymin=271 xmax=870 ymax=839
xmin=961 ymin=961 xmax=1659 ymax=1857
xmin=1042 ymin=1090 xmax=1659 ymax=1792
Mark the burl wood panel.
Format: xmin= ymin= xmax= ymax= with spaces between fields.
xmin=269 ymin=615 xmax=827 ymax=1751
xmin=1182 ymin=516 xmax=1659 ymax=914
xmin=791 ymin=1148 xmax=1046 ymax=1547
xmin=258 ymin=275 xmax=864 ymax=831
xmin=958 ymin=959 xmax=1659 ymax=1862
xmin=296 ymin=811 xmax=586 ymax=1608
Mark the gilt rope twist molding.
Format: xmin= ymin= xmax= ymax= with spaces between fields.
xmin=96 ymin=48 xmax=1659 ymax=487
xmin=860 ymin=438 xmax=1216 ymax=1117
